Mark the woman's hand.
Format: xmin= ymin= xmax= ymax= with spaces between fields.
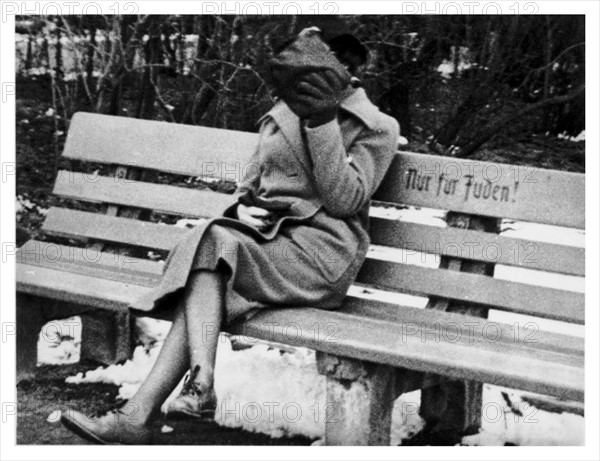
xmin=287 ymin=71 xmax=345 ymax=126
xmin=237 ymin=204 xmax=272 ymax=231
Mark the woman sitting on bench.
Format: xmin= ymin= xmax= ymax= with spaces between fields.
xmin=61 ymin=21 xmax=399 ymax=444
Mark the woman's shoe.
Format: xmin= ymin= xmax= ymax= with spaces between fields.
xmin=60 ymin=407 xmax=153 ymax=445
xmin=165 ymin=365 xmax=218 ymax=420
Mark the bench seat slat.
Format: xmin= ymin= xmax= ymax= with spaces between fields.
xmin=370 ymin=218 xmax=585 ymax=276
xmin=374 ymin=153 xmax=585 ymax=229
xmin=17 ymin=263 xmax=150 ymax=312
xmin=17 ymin=240 xmax=163 ymax=287
xmin=340 ymin=297 xmax=584 ymax=356
xmin=230 ymin=307 xmax=584 ymax=401
xmin=42 ymin=208 xmax=189 ymax=251
xmin=53 ymin=171 xmax=235 ymax=219
xmin=357 ymin=259 xmax=584 ymax=324
xmin=63 ymin=112 xmax=258 ymax=180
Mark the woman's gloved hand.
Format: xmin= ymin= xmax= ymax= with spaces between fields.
xmin=236 ymin=189 xmax=292 ymax=230
xmin=286 ymin=70 xmax=347 ymax=127
xmin=236 ymin=204 xmax=272 ymax=231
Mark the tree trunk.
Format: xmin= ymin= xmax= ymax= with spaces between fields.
xmin=85 ymin=26 xmax=97 ymax=107
xmin=432 ymin=82 xmax=490 ymax=148
xmin=543 ymin=17 xmax=554 ymax=131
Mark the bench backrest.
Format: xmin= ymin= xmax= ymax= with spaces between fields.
xmin=47 ymin=112 xmax=585 ymax=331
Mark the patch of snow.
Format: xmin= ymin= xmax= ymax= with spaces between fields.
xmin=474 ymin=385 xmax=584 ymax=446
xmin=502 ymin=220 xmax=585 ymax=247
xmin=437 ymin=46 xmax=475 ymax=78
xmin=135 ymin=317 xmax=171 ymax=349
xmin=175 ymin=218 xmax=208 ymax=229
xmin=65 ymin=345 xmax=158 ymax=387
xmin=348 ymin=284 xmax=428 ymax=309
xmin=369 ymin=204 xmax=447 ymax=226
xmin=558 ymin=130 xmax=585 ymax=142
xmin=462 ymin=430 xmax=505 ymax=446
xmin=494 ymin=264 xmax=584 ymax=292
xmin=37 ymin=317 xmax=81 ymax=365
xmin=196 ymin=175 xmax=222 ymax=183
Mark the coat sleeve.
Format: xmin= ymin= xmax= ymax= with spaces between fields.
xmin=221 ymin=133 xmax=263 ymax=219
xmin=303 ymin=116 xmax=399 ymax=218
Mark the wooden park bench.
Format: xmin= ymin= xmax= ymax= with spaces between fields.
xmin=16 ymin=112 xmax=585 ymax=445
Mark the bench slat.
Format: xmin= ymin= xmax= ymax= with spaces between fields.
xmin=356 ymin=259 xmax=584 ymax=324
xmin=370 ymin=218 xmax=585 ymax=276
xmin=374 ymin=153 xmax=585 ymax=229
xmin=63 ymin=112 xmax=258 ymax=180
xmin=17 ymin=240 xmax=163 ymax=287
xmin=53 ymin=171 xmax=235 ymax=218
xmin=17 ymin=263 xmax=150 ymax=311
xmin=230 ymin=307 xmax=584 ymax=401
xmin=42 ymin=208 xmax=189 ymax=251
xmin=339 ymin=297 xmax=584 ymax=356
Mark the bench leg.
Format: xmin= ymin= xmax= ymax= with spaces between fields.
xmin=419 ymin=379 xmax=483 ymax=442
xmin=317 ymin=352 xmax=396 ymax=445
xmin=80 ymin=310 xmax=134 ymax=365
xmin=416 ymin=212 xmax=498 ymax=444
xmin=16 ymin=293 xmax=47 ymax=382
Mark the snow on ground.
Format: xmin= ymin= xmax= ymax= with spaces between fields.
xmin=558 ymin=130 xmax=585 ymax=142
xmin=37 ymin=317 xmax=81 ymax=365
xmin=34 ymin=205 xmax=584 ymax=445
xmin=437 ymin=46 xmax=475 ymax=78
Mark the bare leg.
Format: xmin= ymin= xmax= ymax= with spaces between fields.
xmin=125 ymin=305 xmax=190 ymax=424
xmin=183 ymin=270 xmax=225 ymax=390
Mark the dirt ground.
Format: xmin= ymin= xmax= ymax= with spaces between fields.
xmin=16 ymin=361 xmax=313 ymax=445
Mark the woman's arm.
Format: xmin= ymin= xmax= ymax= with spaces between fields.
xmin=221 ymin=140 xmax=263 ymax=221
xmin=303 ymin=116 xmax=399 ymax=218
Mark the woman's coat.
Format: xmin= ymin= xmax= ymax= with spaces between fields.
xmin=130 ymin=87 xmax=400 ymax=323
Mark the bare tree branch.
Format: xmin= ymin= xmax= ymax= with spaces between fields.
xmin=457 ymin=85 xmax=585 ymax=157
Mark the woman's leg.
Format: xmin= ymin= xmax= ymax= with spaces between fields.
xmin=125 ymin=304 xmax=190 ymax=424
xmin=128 ymin=270 xmax=225 ymax=422
xmin=182 ymin=269 xmax=225 ymax=390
